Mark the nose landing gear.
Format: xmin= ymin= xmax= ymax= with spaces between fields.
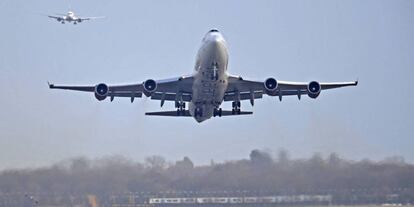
xmin=195 ymin=107 xmax=203 ymax=117
xmin=213 ymin=108 xmax=222 ymax=117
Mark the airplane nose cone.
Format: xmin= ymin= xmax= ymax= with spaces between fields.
xmin=195 ymin=116 xmax=207 ymax=123
xmin=205 ymin=31 xmax=225 ymax=43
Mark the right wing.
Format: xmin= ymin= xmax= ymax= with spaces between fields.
xmin=48 ymin=75 xmax=194 ymax=103
xmin=79 ymin=16 xmax=105 ymax=21
xmin=225 ymin=75 xmax=358 ymax=103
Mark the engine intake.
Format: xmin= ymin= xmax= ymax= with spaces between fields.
xmin=143 ymin=79 xmax=157 ymax=96
xmin=264 ymin=78 xmax=278 ymax=95
xmin=307 ymin=81 xmax=321 ymax=99
xmin=94 ymin=83 xmax=109 ymax=101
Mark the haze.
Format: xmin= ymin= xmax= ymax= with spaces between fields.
xmin=0 ymin=0 xmax=413 ymax=169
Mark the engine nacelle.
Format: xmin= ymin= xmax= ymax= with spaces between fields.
xmin=264 ymin=78 xmax=278 ymax=96
xmin=307 ymin=81 xmax=321 ymax=99
xmin=143 ymin=79 xmax=157 ymax=96
xmin=94 ymin=83 xmax=109 ymax=101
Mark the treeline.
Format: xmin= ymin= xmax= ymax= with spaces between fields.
xmin=0 ymin=150 xmax=413 ymax=195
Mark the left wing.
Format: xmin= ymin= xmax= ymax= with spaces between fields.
xmin=48 ymin=76 xmax=194 ymax=104
xmin=226 ymin=75 xmax=357 ymax=104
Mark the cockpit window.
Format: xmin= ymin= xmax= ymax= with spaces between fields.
xmin=209 ymin=29 xmax=219 ymax=33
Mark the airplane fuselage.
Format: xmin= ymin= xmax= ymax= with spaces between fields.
xmin=189 ymin=30 xmax=229 ymax=122
xmin=59 ymin=12 xmax=80 ymax=24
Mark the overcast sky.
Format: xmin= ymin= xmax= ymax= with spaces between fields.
xmin=0 ymin=0 xmax=413 ymax=169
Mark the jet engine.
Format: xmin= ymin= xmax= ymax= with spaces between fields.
xmin=307 ymin=81 xmax=321 ymax=99
xmin=143 ymin=79 xmax=157 ymax=96
xmin=94 ymin=83 xmax=109 ymax=101
xmin=264 ymin=78 xmax=278 ymax=95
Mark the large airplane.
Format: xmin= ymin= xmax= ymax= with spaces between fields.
xmin=48 ymin=11 xmax=104 ymax=24
xmin=49 ymin=29 xmax=358 ymax=123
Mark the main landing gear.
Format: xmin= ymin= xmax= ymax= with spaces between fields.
xmin=175 ymin=101 xmax=186 ymax=116
xmin=232 ymin=101 xmax=241 ymax=115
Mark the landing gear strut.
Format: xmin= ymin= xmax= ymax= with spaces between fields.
xmin=232 ymin=101 xmax=241 ymax=115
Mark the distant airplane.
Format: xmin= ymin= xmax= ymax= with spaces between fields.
xmin=48 ymin=11 xmax=104 ymax=24
xmin=49 ymin=29 xmax=358 ymax=123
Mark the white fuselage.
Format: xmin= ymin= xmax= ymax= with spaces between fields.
xmin=62 ymin=12 xmax=78 ymax=22
xmin=189 ymin=30 xmax=229 ymax=122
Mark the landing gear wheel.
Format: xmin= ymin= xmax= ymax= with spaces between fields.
xmin=232 ymin=101 xmax=241 ymax=114
xmin=175 ymin=101 xmax=186 ymax=116
xmin=213 ymin=108 xmax=223 ymax=117
xmin=175 ymin=101 xmax=186 ymax=112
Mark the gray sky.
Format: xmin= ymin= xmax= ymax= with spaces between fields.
xmin=0 ymin=0 xmax=413 ymax=169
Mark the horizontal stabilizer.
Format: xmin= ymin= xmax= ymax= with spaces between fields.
xmin=145 ymin=110 xmax=192 ymax=117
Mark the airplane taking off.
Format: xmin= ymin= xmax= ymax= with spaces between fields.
xmin=49 ymin=29 xmax=358 ymax=123
xmin=48 ymin=11 xmax=104 ymax=24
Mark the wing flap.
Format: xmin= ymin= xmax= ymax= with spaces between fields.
xmin=220 ymin=111 xmax=253 ymax=116
xmin=224 ymin=91 xmax=263 ymax=102
xmin=108 ymin=91 xmax=142 ymax=98
xmin=150 ymin=92 xmax=192 ymax=102
xmin=145 ymin=110 xmax=191 ymax=117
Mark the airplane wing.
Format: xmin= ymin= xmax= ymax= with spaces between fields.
xmin=79 ymin=16 xmax=105 ymax=21
xmin=225 ymin=75 xmax=357 ymax=104
xmin=48 ymin=75 xmax=194 ymax=103
xmin=48 ymin=15 xmax=63 ymax=21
